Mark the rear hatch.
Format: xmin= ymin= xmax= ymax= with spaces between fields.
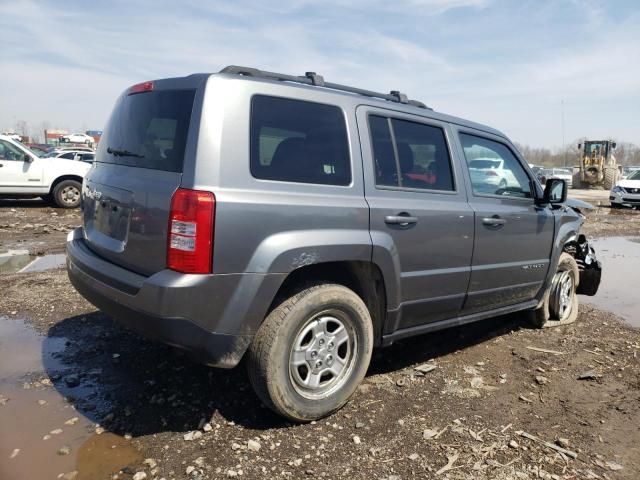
xmin=82 ymin=78 xmax=201 ymax=276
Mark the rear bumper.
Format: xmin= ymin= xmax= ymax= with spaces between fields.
xmin=66 ymin=228 xmax=285 ymax=367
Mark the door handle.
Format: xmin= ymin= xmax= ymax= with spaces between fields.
xmin=482 ymin=216 xmax=506 ymax=228
xmin=385 ymin=214 xmax=418 ymax=226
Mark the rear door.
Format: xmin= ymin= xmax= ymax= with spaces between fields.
xmin=453 ymin=128 xmax=554 ymax=314
xmin=82 ymin=79 xmax=202 ymax=276
xmin=357 ymin=107 xmax=474 ymax=331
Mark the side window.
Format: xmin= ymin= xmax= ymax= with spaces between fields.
xmin=60 ymin=152 xmax=75 ymax=160
xmin=459 ymin=133 xmax=532 ymax=198
xmin=0 ymin=140 xmax=24 ymax=161
xmin=250 ymin=95 xmax=351 ymax=186
xmin=369 ymin=115 xmax=454 ymax=191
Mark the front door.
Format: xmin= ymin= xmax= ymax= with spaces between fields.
xmin=0 ymin=140 xmax=43 ymax=192
xmin=356 ymin=107 xmax=474 ymax=332
xmin=453 ymin=129 xmax=555 ymax=314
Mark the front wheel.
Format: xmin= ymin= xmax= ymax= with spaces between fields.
xmin=247 ymin=283 xmax=373 ymax=421
xmin=52 ymin=180 xmax=82 ymax=208
xmin=527 ymin=253 xmax=579 ymax=328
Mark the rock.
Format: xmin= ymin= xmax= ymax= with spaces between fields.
xmin=37 ymin=399 xmax=47 ymax=406
xmin=194 ymin=457 xmax=205 ymax=467
xmin=50 ymin=428 xmax=63 ymax=435
xmin=414 ymin=363 xmax=437 ymax=374
xmin=143 ymin=458 xmax=157 ymax=469
xmin=470 ymin=376 xmax=484 ymax=388
xmin=556 ymin=438 xmax=570 ymax=448
xmin=423 ymin=428 xmax=438 ymax=440
xmin=508 ymin=440 xmax=519 ymax=449
xmin=132 ymin=472 xmax=147 ymax=480
xmin=64 ymin=417 xmax=79 ymax=426
xmin=186 ymin=466 xmax=195 ymax=475
xmin=9 ymin=448 xmax=20 ymax=459
xmin=578 ymin=370 xmax=601 ymax=380
xmin=353 ymin=435 xmax=362 ymax=445
xmin=95 ymin=427 xmax=105 ymax=435
xmin=62 ymin=472 xmax=78 ymax=480
xmin=226 ymin=470 xmax=238 ymax=477
xmin=183 ymin=431 xmax=203 ymax=441
xmin=203 ymin=423 xmax=213 ymax=432
xmin=231 ymin=442 xmax=242 ymax=450
xmin=64 ymin=375 xmax=80 ymax=388
xmin=535 ymin=375 xmax=549 ymax=385
xmin=58 ymin=445 xmax=71 ymax=455
xmin=408 ymin=453 xmax=420 ymax=461
xmin=292 ymin=459 xmax=303 ymax=467
xmin=355 ymin=422 xmax=365 ymax=429
xmin=247 ymin=439 xmax=261 ymax=451
xmin=605 ymin=461 xmax=623 ymax=471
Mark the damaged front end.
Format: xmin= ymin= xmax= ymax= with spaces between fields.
xmin=564 ymin=234 xmax=601 ymax=296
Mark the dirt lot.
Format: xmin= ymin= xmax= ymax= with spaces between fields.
xmin=1 ymin=193 xmax=639 ymax=480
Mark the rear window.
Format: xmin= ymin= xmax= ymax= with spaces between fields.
xmin=98 ymin=89 xmax=195 ymax=172
xmin=250 ymin=95 xmax=351 ymax=186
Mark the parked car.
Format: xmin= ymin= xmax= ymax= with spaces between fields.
xmin=610 ymin=169 xmax=640 ymax=208
xmin=0 ymin=135 xmax=90 ymax=207
xmin=66 ymin=66 xmax=602 ymax=421
xmin=44 ymin=149 xmax=95 ymax=163
xmin=60 ymin=132 xmax=94 ymax=144
xmin=2 ymin=131 xmax=22 ymax=142
xmin=541 ymin=168 xmax=573 ymax=188
xmin=466 ymin=157 xmax=520 ymax=193
xmin=25 ymin=143 xmax=55 ymax=157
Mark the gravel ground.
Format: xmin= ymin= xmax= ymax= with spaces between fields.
xmin=0 ymin=198 xmax=639 ymax=480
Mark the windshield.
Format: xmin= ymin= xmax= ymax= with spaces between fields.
xmin=628 ymin=170 xmax=640 ymax=181
xmin=469 ymin=159 xmax=501 ymax=169
xmin=98 ymin=89 xmax=196 ymax=172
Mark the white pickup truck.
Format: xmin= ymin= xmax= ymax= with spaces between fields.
xmin=0 ymin=135 xmax=90 ymax=208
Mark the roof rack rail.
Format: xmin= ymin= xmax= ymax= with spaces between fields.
xmin=219 ymin=65 xmax=432 ymax=110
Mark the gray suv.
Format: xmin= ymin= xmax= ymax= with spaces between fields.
xmin=66 ymin=66 xmax=601 ymax=421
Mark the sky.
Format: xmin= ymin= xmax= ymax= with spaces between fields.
xmin=0 ymin=0 xmax=638 ymax=148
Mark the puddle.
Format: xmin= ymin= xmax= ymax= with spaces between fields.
xmin=584 ymin=237 xmax=640 ymax=328
xmin=0 ymin=251 xmax=66 ymax=274
xmin=0 ymin=317 xmax=141 ymax=480
xmin=0 ymin=250 xmax=34 ymax=273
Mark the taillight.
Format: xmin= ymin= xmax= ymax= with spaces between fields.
xmin=128 ymin=81 xmax=154 ymax=95
xmin=167 ymin=188 xmax=215 ymax=274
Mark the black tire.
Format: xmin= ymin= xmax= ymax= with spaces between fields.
xmin=610 ymin=202 xmax=622 ymax=209
xmin=52 ymin=180 xmax=82 ymax=208
xmin=247 ymin=283 xmax=374 ymax=421
xmin=527 ymin=253 xmax=579 ymax=328
xmin=603 ymin=167 xmax=617 ymax=190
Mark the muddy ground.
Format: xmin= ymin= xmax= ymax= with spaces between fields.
xmin=1 ymin=192 xmax=639 ymax=480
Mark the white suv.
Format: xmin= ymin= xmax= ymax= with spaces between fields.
xmin=0 ymin=135 xmax=90 ymax=208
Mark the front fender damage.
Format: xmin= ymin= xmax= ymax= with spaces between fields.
xmin=564 ymin=234 xmax=601 ymax=296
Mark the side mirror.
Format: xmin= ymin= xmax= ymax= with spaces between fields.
xmin=577 ymin=143 xmax=581 ymax=150
xmin=23 ymin=154 xmax=33 ymax=163
xmin=538 ymin=178 xmax=567 ymax=205
xmin=612 ymin=142 xmax=617 ymax=149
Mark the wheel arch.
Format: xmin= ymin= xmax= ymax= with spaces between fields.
xmin=268 ymin=261 xmax=388 ymax=346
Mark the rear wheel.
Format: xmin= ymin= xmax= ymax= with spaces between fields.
xmin=527 ymin=253 xmax=579 ymax=328
xmin=247 ymin=283 xmax=373 ymax=421
xmin=603 ymin=167 xmax=618 ymax=190
xmin=52 ymin=180 xmax=82 ymax=208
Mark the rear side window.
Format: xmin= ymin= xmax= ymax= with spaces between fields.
xmin=98 ymin=89 xmax=195 ymax=172
xmin=369 ymin=115 xmax=454 ymax=191
xmin=250 ymin=95 xmax=351 ymax=186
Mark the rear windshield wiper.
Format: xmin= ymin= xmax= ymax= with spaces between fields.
xmin=107 ymin=146 xmax=145 ymax=158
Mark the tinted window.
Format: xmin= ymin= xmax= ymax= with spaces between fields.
xmin=60 ymin=152 xmax=75 ymax=160
xmin=98 ymin=89 xmax=195 ymax=172
xmin=250 ymin=95 xmax=351 ymax=186
xmin=460 ymin=133 xmax=532 ymax=198
xmin=369 ymin=115 xmax=454 ymax=191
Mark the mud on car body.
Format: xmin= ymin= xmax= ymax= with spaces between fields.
xmin=67 ymin=66 xmax=601 ymax=421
